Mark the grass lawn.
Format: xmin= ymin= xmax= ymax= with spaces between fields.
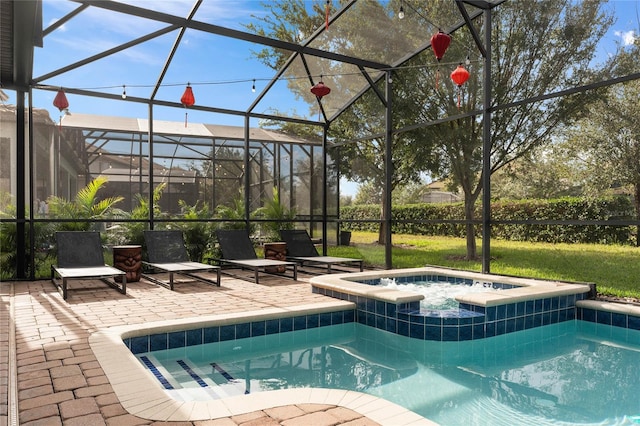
xmin=327 ymin=231 xmax=640 ymax=300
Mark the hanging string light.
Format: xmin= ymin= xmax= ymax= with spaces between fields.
xmin=398 ymin=0 xmax=405 ymax=19
xmin=121 ymin=85 xmax=127 ymax=99
xmin=252 ymin=79 xmax=256 ymax=93
xmin=180 ymin=83 xmax=195 ymax=127
xmin=450 ymin=64 xmax=470 ymax=109
xmin=71 ymin=60 xmax=480 ymax=96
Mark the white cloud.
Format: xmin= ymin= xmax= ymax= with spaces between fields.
xmin=614 ymin=30 xmax=636 ymax=46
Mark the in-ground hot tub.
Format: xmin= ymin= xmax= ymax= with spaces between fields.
xmin=309 ymin=266 xmax=593 ymax=341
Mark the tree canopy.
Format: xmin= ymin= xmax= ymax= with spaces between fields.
xmin=565 ymin=55 xmax=640 ymax=219
xmin=246 ymin=0 xmax=617 ymax=258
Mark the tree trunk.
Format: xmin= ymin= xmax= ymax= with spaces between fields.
xmin=464 ymin=196 xmax=477 ymax=260
xmin=634 ymin=184 xmax=640 ymax=247
xmin=378 ymin=190 xmax=387 ymax=245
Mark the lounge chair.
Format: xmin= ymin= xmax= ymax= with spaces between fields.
xmin=279 ymin=229 xmax=364 ymax=273
xmin=216 ymin=229 xmax=297 ymax=283
xmin=51 ymin=231 xmax=126 ymax=300
xmin=142 ymin=230 xmax=220 ymax=290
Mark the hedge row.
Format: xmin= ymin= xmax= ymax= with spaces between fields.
xmin=340 ymin=197 xmax=636 ymax=244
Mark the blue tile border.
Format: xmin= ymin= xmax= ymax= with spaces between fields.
xmin=123 ymin=298 xmax=640 ymax=354
xmin=126 ymin=278 xmax=640 ymax=350
xmin=578 ymin=305 xmax=640 ymax=331
xmin=125 ymin=309 xmax=355 ymax=354
xmin=355 ymin=274 xmax=520 ymax=291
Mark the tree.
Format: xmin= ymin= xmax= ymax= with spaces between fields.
xmin=354 ymin=181 xmax=382 ymax=205
xmin=340 ymin=194 xmax=353 ymax=206
xmin=330 ymin=87 xmax=439 ymax=243
xmin=563 ymin=54 xmax=640 ymax=238
xmin=490 ymin=144 xmax=584 ymax=200
xmin=399 ymin=0 xmax=613 ymax=259
xmin=511 ymin=22 xmax=640 ymax=243
xmin=245 ymin=0 xmax=614 ymax=258
xmin=392 ymin=180 xmax=428 ymax=204
xmin=354 ymin=179 xmax=426 ymax=205
xmin=245 ymin=1 xmax=439 ymax=244
xmin=194 ymin=146 xmax=246 ymax=210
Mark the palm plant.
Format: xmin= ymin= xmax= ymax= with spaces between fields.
xmin=47 ymin=176 xmax=124 ymax=231
xmin=178 ymin=199 xmax=215 ymax=262
xmin=255 ymin=187 xmax=296 ymax=242
xmin=215 ymin=190 xmax=258 ymax=232
xmin=110 ymin=183 xmax=166 ymax=246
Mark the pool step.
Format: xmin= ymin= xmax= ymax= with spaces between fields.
xmin=138 ymin=354 xmax=248 ymax=399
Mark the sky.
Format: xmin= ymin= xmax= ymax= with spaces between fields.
xmin=33 ymin=1 xmax=310 ymax=127
xmin=4 ymin=0 xmax=640 ymax=197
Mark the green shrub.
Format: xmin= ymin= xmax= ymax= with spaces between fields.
xmin=340 ymin=196 xmax=634 ymax=245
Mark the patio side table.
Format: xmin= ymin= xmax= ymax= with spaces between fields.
xmin=112 ymin=245 xmax=142 ymax=283
xmin=264 ymin=242 xmax=287 ymax=273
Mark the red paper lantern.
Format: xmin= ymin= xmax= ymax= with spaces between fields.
xmin=180 ymin=84 xmax=195 ymax=127
xmin=181 ymin=84 xmax=195 ymax=107
xmin=450 ymin=64 xmax=470 ymax=86
xmin=431 ymin=31 xmax=451 ymax=62
xmin=311 ymin=81 xmax=331 ymax=98
xmin=53 ymin=89 xmax=69 ymax=112
xmin=450 ymin=64 xmax=470 ymax=109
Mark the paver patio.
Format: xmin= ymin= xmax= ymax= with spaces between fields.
xmin=1 ymin=271 xmax=431 ymax=426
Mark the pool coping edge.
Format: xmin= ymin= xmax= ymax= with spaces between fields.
xmin=310 ymin=266 xmax=592 ymax=306
xmin=88 ymin=300 xmax=436 ymax=425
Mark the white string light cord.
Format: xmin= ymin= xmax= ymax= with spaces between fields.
xmin=45 ymin=58 xmax=480 ymax=95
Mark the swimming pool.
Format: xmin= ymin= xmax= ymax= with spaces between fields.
xmin=88 ymin=267 xmax=640 ymax=423
xmin=133 ymin=320 xmax=640 ymax=425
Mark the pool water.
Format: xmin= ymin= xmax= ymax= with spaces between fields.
xmin=137 ymin=321 xmax=640 ymax=425
xmin=378 ymin=277 xmax=501 ymax=310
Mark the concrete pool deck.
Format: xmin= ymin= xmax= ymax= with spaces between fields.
xmin=1 ymin=271 xmax=434 ymax=426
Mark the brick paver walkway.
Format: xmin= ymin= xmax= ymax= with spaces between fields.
xmin=1 ymin=273 xmax=390 ymax=426
xmin=1 ymin=287 xmax=9 ymax=426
